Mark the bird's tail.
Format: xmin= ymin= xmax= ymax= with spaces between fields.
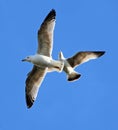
xmin=67 ymin=71 xmax=81 ymax=81
xmin=59 ymin=51 xmax=65 ymax=60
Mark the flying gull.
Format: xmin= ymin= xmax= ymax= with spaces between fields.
xmin=22 ymin=9 xmax=64 ymax=108
xmin=59 ymin=51 xmax=105 ymax=81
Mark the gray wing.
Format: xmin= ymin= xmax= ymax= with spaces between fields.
xmin=67 ymin=51 xmax=105 ymax=68
xmin=25 ymin=66 xmax=47 ymax=108
xmin=37 ymin=9 xmax=56 ymax=57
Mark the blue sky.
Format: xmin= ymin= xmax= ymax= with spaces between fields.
xmin=0 ymin=0 xmax=118 ymax=129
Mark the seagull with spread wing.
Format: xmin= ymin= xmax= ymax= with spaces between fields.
xmin=22 ymin=9 xmax=64 ymax=108
xmin=59 ymin=51 xmax=105 ymax=81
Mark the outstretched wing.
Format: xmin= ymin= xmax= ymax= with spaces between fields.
xmin=67 ymin=51 xmax=105 ymax=68
xmin=25 ymin=66 xmax=47 ymax=108
xmin=37 ymin=9 xmax=56 ymax=57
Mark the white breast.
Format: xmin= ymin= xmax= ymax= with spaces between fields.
xmin=32 ymin=54 xmax=51 ymax=67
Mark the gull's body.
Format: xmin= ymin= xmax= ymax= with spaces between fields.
xmin=22 ymin=9 xmax=63 ymax=108
xmin=59 ymin=51 xmax=105 ymax=81
xmin=24 ymin=54 xmax=63 ymax=71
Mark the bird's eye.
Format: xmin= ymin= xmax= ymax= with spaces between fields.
xmin=27 ymin=57 xmax=29 ymax=59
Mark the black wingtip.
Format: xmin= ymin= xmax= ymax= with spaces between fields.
xmin=97 ymin=51 xmax=106 ymax=57
xmin=68 ymin=73 xmax=81 ymax=82
xmin=43 ymin=9 xmax=56 ymax=22
xmin=26 ymin=94 xmax=34 ymax=109
xmin=51 ymin=9 xmax=56 ymax=13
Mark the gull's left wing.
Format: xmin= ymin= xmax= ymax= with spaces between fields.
xmin=37 ymin=9 xmax=56 ymax=57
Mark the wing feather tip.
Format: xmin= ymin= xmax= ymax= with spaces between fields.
xmin=95 ymin=51 xmax=105 ymax=57
xmin=50 ymin=9 xmax=56 ymax=16
xmin=43 ymin=9 xmax=56 ymax=22
xmin=26 ymin=94 xmax=34 ymax=109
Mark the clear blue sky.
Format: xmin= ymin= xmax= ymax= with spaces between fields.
xmin=0 ymin=0 xmax=118 ymax=130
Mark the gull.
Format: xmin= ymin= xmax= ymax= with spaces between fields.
xmin=59 ymin=51 xmax=105 ymax=81
xmin=22 ymin=9 xmax=64 ymax=108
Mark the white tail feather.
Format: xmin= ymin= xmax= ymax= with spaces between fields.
xmin=67 ymin=71 xmax=81 ymax=81
xmin=59 ymin=51 xmax=65 ymax=60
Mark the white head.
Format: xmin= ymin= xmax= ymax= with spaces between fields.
xmin=22 ymin=56 xmax=33 ymax=62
